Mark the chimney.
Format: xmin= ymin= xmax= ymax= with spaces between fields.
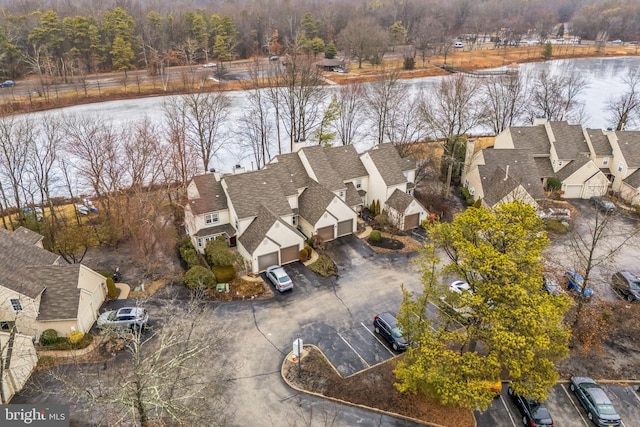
xmin=504 ymin=164 xmax=510 ymax=180
xmin=292 ymin=138 xmax=308 ymax=153
xmin=532 ymin=115 xmax=548 ymax=126
xmin=232 ymin=164 xmax=246 ymax=175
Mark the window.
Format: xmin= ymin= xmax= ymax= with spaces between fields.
xmin=292 ymin=216 xmax=297 ymax=226
xmin=235 ymin=218 xmax=239 ymax=230
xmin=558 ymin=160 xmax=563 ymax=167
xmin=469 ymin=187 xmax=476 ymax=195
xmin=10 ymin=298 xmax=22 ymax=312
xmin=406 ymin=189 xmax=412 ymax=195
xmin=618 ymin=162 xmax=624 ymax=172
xmin=339 ymin=191 xmax=345 ymax=199
xmin=0 ymin=321 xmax=14 ymax=331
xmin=464 ymin=180 xmax=469 ymax=188
xmin=205 ymin=213 xmax=219 ymax=224
xmin=603 ymin=157 xmax=609 ymax=166
xmin=356 ymin=179 xmax=362 ymax=189
xmin=197 ymin=238 xmax=203 ymax=247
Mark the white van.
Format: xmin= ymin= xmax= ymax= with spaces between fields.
xmin=454 ymin=41 xmax=464 ymax=48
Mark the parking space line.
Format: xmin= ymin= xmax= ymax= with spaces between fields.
xmin=360 ymin=322 xmax=395 ymax=356
xmin=560 ymin=384 xmax=589 ymax=426
xmin=499 ymin=395 xmax=517 ymax=427
xmin=630 ymin=386 xmax=640 ymax=405
xmin=337 ymin=332 xmax=370 ymax=368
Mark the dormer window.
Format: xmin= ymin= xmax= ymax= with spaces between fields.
xmin=205 ymin=213 xmax=219 ymax=224
xmin=292 ymin=216 xmax=297 ymax=226
xmin=10 ymin=298 xmax=22 ymax=312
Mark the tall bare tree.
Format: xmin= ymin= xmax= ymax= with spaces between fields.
xmin=530 ymin=70 xmax=588 ymax=122
xmin=337 ymin=16 xmax=389 ymax=68
xmin=332 ymin=83 xmax=365 ymax=146
xmin=606 ymin=70 xmax=640 ymax=131
xmin=47 ymin=295 xmax=230 ymax=427
xmin=481 ymin=71 xmax=531 ymax=134
xmin=0 ymin=116 xmax=34 ymax=220
xmin=364 ymin=68 xmax=405 ymax=145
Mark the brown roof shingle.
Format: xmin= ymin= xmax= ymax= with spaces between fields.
xmin=298 ymin=180 xmax=336 ymax=225
xmin=510 ymin=126 xmax=550 ymax=155
xmin=238 ymin=205 xmax=303 ymax=254
xmin=385 ymin=189 xmax=414 ymax=212
xmin=35 ymin=265 xmax=83 ymax=321
xmin=299 ymin=145 xmax=345 ymax=191
xmin=549 ymin=121 xmax=589 ymax=159
xmin=188 ymin=174 xmax=228 ymax=215
xmin=224 ymin=167 xmax=294 ymax=219
xmin=615 ymin=131 xmax=640 ymax=168
xmin=586 ymin=129 xmax=613 ymax=156
xmin=365 ymin=143 xmax=411 ymax=186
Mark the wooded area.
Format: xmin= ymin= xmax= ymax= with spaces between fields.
xmin=1 ymin=0 xmax=639 ymax=80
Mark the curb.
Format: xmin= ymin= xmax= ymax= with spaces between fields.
xmin=280 ymin=344 xmax=448 ymax=427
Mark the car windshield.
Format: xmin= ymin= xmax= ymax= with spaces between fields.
xmin=532 ymin=405 xmax=552 ymax=419
xmin=391 ymin=327 xmax=403 ymax=339
xmin=597 ymin=404 xmax=617 ymax=415
xmin=278 ymin=275 xmax=290 ymax=284
xmin=630 ymin=281 xmax=640 ymax=291
xmin=107 ymin=312 xmax=118 ymax=321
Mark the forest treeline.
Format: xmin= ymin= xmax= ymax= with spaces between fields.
xmin=0 ymin=0 xmax=639 ymax=80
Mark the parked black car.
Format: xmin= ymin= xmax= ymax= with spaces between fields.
xmin=507 ymin=386 xmax=554 ymax=427
xmin=570 ymin=376 xmax=621 ymax=427
xmin=373 ymin=312 xmax=408 ymax=351
xmin=589 ymin=196 xmax=616 ymax=213
xmin=611 ymin=271 xmax=640 ymax=302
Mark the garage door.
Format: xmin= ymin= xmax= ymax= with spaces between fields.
xmin=280 ymin=245 xmax=299 ymax=264
xmin=317 ymin=225 xmax=334 ymax=241
xmin=257 ymin=252 xmax=279 ymax=272
xmin=563 ymin=184 xmax=583 ymax=198
xmin=337 ymin=219 xmax=353 ymax=237
xmin=403 ymin=213 xmax=420 ymax=230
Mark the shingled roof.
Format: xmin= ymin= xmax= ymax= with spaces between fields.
xmin=224 ymin=167 xmax=294 ymax=219
xmin=623 ymin=169 xmax=640 ymax=188
xmin=36 ymin=264 xmax=83 ymax=321
xmin=188 ymin=174 xmax=228 ymax=215
xmin=385 ymin=189 xmax=414 ymax=212
xmin=298 ymin=180 xmax=337 ymax=225
xmin=270 ymin=152 xmax=309 ymax=188
xmin=586 ymin=129 xmax=613 ymax=156
xmin=510 ymin=126 xmax=550 ymax=155
xmin=0 ymin=228 xmax=60 ymax=299
xmin=366 ymin=143 xmax=411 ymax=186
xmin=10 ymin=227 xmax=44 ymax=246
xmin=615 ymin=131 xmax=640 ymax=168
xmin=344 ymin=182 xmax=362 ymax=208
xmin=299 ymin=145 xmax=346 ymax=191
xmin=478 ymin=148 xmax=545 ymax=206
xmin=549 ymin=121 xmax=589 ymax=159
xmin=324 ymin=145 xmax=368 ymax=181
xmin=238 ymin=205 xmax=303 ymax=254
xmin=555 ymin=155 xmax=590 ymax=181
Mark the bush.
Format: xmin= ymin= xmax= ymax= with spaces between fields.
xmin=546 ymin=177 xmax=562 ymax=191
xmin=180 ymin=246 xmax=200 ymax=268
xmin=205 ymin=237 xmax=241 ymax=267
xmin=299 ymin=248 xmax=309 ymax=261
xmin=212 ymin=265 xmax=236 ymax=283
xmin=106 ymin=277 xmax=118 ymax=299
xmin=545 ymin=219 xmax=569 ymax=233
xmin=369 ymin=230 xmax=382 ymax=243
xmin=68 ymin=331 xmax=84 ymax=344
xmin=308 ymin=255 xmax=337 ymax=277
xmin=460 ymin=187 xmax=474 ymax=206
xmin=40 ymin=329 xmax=59 ymax=346
xmin=403 ymin=56 xmax=415 ymax=70
xmin=305 ymin=245 xmax=313 ymax=255
xmin=185 ymin=265 xmax=216 ymax=289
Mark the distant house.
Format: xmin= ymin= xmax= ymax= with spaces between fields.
xmin=0 ymin=227 xmax=107 ymax=339
xmin=184 ymin=143 xmax=428 ymax=273
xmin=314 ymin=58 xmax=345 ymax=71
xmin=462 ymin=119 xmax=610 ymax=208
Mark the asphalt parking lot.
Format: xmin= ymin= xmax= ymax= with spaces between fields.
xmin=476 ymin=382 xmax=640 ymax=427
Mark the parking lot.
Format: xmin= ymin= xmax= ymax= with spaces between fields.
xmin=477 ymin=382 xmax=640 ymax=427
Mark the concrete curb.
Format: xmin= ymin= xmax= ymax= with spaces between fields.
xmin=115 ymin=283 xmax=130 ymax=299
xmin=281 ymin=344 xmax=448 ymax=427
xmin=303 ymin=249 xmax=319 ymax=266
xmin=37 ymin=335 xmax=106 ymax=359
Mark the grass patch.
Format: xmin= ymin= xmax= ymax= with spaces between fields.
xmin=545 ymin=219 xmax=570 ymax=234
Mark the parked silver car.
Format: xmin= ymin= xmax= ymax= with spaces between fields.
xmin=98 ymin=307 xmax=149 ymax=330
xmin=265 ymin=265 xmax=293 ymax=292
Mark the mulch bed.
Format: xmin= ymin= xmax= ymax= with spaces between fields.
xmin=368 ymin=236 xmax=405 ymax=250
xmin=204 ymin=277 xmax=271 ymax=301
xmin=284 ymin=347 xmax=475 ymax=427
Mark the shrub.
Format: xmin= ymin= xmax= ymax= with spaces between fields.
xmin=305 ymin=245 xmax=313 ymax=255
xmin=40 ymin=329 xmax=59 ymax=346
xmin=308 ymin=255 xmax=337 ymax=277
xmin=212 ymin=265 xmax=236 ymax=283
xmin=185 ymin=265 xmax=216 ymax=289
xmin=205 ymin=237 xmax=241 ymax=267
xmin=180 ymin=246 xmax=200 ymax=268
xmin=369 ymin=230 xmax=382 ymax=243
xmin=460 ymin=187 xmax=474 ymax=206
xmin=546 ymin=177 xmax=562 ymax=191
xmin=68 ymin=331 xmax=84 ymax=344
xmin=545 ymin=219 xmax=569 ymax=233
xmin=299 ymin=248 xmax=309 ymax=261
xmin=106 ymin=277 xmax=118 ymax=299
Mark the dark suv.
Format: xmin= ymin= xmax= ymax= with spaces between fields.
xmin=373 ymin=312 xmax=408 ymax=352
xmin=611 ymin=271 xmax=640 ymax=302
xmin=589 ymin=196 xmax=616 ymax=213
xmin=508 ymin=386 xmax=554 ymax=427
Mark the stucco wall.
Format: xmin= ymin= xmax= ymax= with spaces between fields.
xmin=0 ymin=287 xmax=41 ymax=337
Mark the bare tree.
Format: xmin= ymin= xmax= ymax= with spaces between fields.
xmin=481 ymin=71 xmax=531 ymax=134
xmin=364 ymin=68 xmax=406 ymax=146
xmin=530 ymin=70 xmax=588 ymax=122
xmin=337 ymin=16 xmax=389 ymax=68
xmin=332 ymin=83 xmax=365 ymax=146
xmin=47 ymin=295 xmax=230 ymax=427
xmin=419 ymin=74 xmax=482 ymax=185
xmin=0 ymin=116 xmax=34 ymax=220
xmin=276 ymin=51 xmax=326 ymax=151
xmin=162 ymin=97 xmax=197 ymax=192
xmin=606 ymin=70 xmax=640 ymax=131
xmin=182 ymin=91 xmax=231 ymax=173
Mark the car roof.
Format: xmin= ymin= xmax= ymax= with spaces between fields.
xmin=117 ymin=307 xmax=145 ymax=316
xmin=377 ymin=312 xmax=398 ymax=326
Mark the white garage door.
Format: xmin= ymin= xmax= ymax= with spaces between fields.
xmin=317 ymin=225 xmax=334 ymax=241
xmin=563 ymin=184 xmax=583 ymax=199
xmin=257 ymin=252 xmax=279 ymax=272
xmin=337 ymin=219 xmax=353 ymax=237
